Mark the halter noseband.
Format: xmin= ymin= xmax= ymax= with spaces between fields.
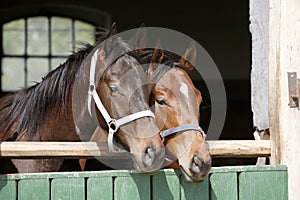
xmin=88 ymin=49 xmax=155 ymax=152
xmin=160 ymin=124 xmax=206 ymax=139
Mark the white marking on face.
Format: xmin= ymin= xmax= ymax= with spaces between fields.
xmin=180 ymin=83 xmax=189 ymax=99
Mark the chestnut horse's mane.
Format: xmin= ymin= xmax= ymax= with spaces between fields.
xmin=0 ymin=29 xmax=134 ymax=140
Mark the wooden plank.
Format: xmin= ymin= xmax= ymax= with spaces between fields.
xmin=51 ymin=178 xmax=85 ymax=200
xmin=269 ymin=0 xmax=300 ymax=198
xmin=0 ymin=140 xmax=270 ymax=158
xmin=210 ymin=172 xmax=238 ymax=200
xmin=249 ymin=0 xmax=270 ymax=166
xmin=239 ymin=171 xmax=288 ymax=200
xmin=0 ymin=142 xmax=130 ymax=158
xmin=268 ymin=0 xmax=282 ymax=167
xmin=0 ymin=170 xmax=135 ymax=181
xmin=152 ymin=171 xmax=180 ymax=200
xmin=0 ymin=180 xmax=16 ymax=200
xmin=0 ymin=166 xmax=287 ymax=181
xmin=87 ymin=177 xmax=113 ymax=200
xmin=210 ymin=165 xmax=287 ymax=173
xmin=207 ymin=140 xmax=270 ymax=157
xmin=249 ymin=0 xmax=269 ymax=130
xmin=114 ymin=174 xmax=150 ymax=200
xmin=180 ymin=177 xmax=209 ymax=200
xmin=18 ymin=179 xmax=49 ymax=200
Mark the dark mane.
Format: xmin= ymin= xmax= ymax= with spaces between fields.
xmin=0 ymin=31 xmax=111 ymax=139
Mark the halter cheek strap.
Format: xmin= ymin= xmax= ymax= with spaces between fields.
xmin=160 ymin=124 xmax=206 ymax=139
xmin=88 ymin=49 xmax=155 ymax=152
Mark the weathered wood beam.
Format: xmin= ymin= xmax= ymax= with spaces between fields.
xmin=207 ymin=140 xmax=270 ymax=158
xmin=0 ymin=140 xmax=270 ymax=158
xmin=0 ymin=142 xmax=130 ymax=159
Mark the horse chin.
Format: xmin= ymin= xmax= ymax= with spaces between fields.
xmin=180 ymin=165 xmax=208 ymax=183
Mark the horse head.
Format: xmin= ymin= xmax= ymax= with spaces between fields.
xmin=76 ymin=23 xmax=165 ymax=172
xmin=148 ymin=42 xmax=211 ymax=182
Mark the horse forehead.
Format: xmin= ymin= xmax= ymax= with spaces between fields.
xmin=106 ymin=55 xmax=139 ymax=76
xmin=159 ymin=68 xmax=193 ymax=91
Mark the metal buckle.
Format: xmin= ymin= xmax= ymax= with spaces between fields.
xmin=108 ymin=119 xmax=119 ymax=133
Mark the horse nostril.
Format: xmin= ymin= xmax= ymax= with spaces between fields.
xmin=190 ymin=155 xmax=212 ymax=176
xmin=190 ymin=155 xmax=202 ymax=174
xmin=143 ymin=147 xmax=155 ymax=167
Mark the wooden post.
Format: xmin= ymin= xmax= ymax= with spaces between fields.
xmin=249 ymin=0 xmax=270 ymax=165
xmin=269 ymin=0 xmax=300 ymax=198
xmin=249 ymin=0 xmax=269 ymax=132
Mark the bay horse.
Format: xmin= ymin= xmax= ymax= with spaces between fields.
xmin=0 ymin=23 xmax=165 ymax=173
xmin=144 ymin=43 xmax=211 ymax=182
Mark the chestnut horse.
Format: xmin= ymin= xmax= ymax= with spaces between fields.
xmin=0 ymin=23 xmax=164 ymax=173
xmin=145 ymin=43 xmax=211 ymax=182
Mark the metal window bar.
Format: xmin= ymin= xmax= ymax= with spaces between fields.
xmin=0 ymin=25 xmax=3 ymax=92
xmin=48 ymin=16 xmax=52 ymax=72
xmin=24 ymin=18 xmax=28 ymax=87
xmin=1 ymin=17 xmax=71 ymax=88
xmin=72 ymin=18 xmax=76 ymax=53
xmin=1 ymin=16 xmax=96 ymax=92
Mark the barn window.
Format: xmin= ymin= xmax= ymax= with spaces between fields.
xmin=1 ymin=16 xmax=95 ymax=91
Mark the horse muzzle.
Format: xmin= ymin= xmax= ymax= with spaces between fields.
xmin=132 ymin=145 xmax=165 ymax=173
xmin=180 ymin=155 xmax=212 ymax=182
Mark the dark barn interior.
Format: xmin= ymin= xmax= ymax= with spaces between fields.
xmin=0 ymin=0 xmax=255 ymax=166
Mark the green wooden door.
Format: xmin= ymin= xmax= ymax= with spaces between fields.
xmin=0 ymin=165 xmax=288 ymax=200
xmin=239 ymin=171 xmax=288 ymax=200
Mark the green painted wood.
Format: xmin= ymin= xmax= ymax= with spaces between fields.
xmin=51 ymin=178 xmax=85 ymax=200
xmin=0 ymin=170 xmax=135 ymax=181
xmin=0 ymin=166 xmax=287 ymax=181
xmin=152 ymin=171 xmax=180 ymax=200
xmin=210 ymin=165 xmax=287 ymax=173
xmin=180 ymin=177 xmax=209 ymax=200
xmin=0 ymin=166 xmax=289 ymax=200
xmin=239 ymin=171 xmax=288 ymax=200
xmin=87 ymin=177 xmax=113 ymax=200
xmin=18 ymin=179 xmax=49 ymax=200
xmin=114 ymin=174 xmax=150 ymax=200
xmin=210 ymin=172 xmax=238 ymax=200
xmin=0 ymin=180 xmax=16 ymax=200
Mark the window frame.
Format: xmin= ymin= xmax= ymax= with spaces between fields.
xmin=0 ymin=4 xmax=111 ymax=93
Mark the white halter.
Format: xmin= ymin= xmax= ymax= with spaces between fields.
xmin=88 ymin=49 xmax=155 ymax=152
xmin=160 ymin=124 xmax=206 ymax=139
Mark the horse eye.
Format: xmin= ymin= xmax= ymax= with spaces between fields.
xmin=109 ymin=85 xmax=119 ymax=93
xmin=156 ymin=97 xmax=169 ymax=106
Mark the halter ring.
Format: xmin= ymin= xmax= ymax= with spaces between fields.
xmin=108 ymin=119 xmax=119 ymax=132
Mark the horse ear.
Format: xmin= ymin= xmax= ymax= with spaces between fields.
xmin=108 ymin=22 xmax=118 ymax=37
xmin=129 ymin=24 xmax=147 ymax=51
xmin=104 ymin=22 xmax=118 ymax=54
xmin=148 ymin=41 xmax=164 ymax=77
xmin=179 ymin=41 xmax=197 ymax=70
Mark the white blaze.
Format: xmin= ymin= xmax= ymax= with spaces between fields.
xmin=180 ymin=83 xmax=189 ymax=99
